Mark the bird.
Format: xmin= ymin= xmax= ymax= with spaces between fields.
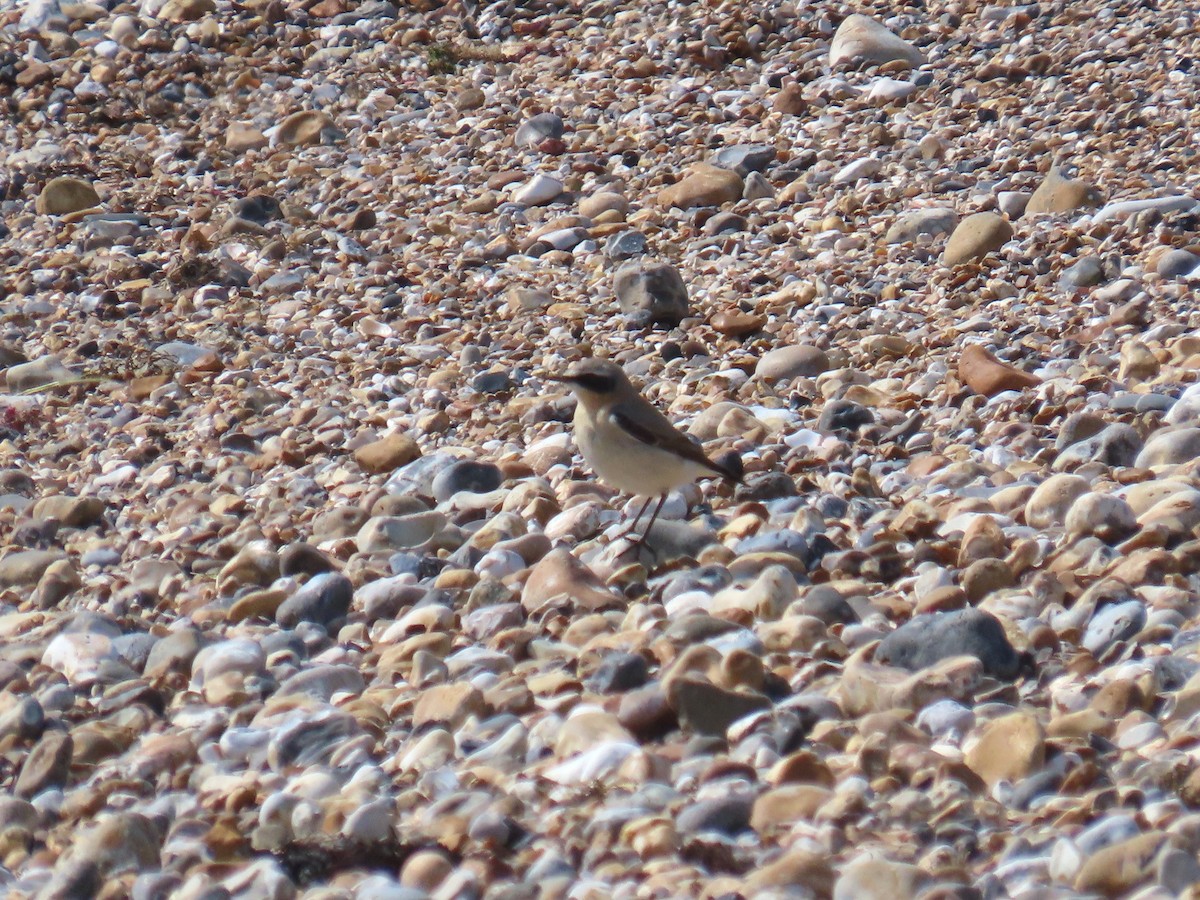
xmin=547 ymin=358 xmax=742 ymax=543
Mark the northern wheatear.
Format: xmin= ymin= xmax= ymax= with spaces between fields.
xmin=547 ymin=358 xmax=742 ymax=541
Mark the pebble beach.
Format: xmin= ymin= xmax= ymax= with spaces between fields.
xmin=3 ymin=0 xmax=1200 ymax=896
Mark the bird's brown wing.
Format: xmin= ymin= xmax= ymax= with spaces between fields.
xmin=610 ymin=408 xmax=742 ymax=484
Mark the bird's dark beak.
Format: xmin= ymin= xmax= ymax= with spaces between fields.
xmin=545 ymin=374 xmax=575 ymax=384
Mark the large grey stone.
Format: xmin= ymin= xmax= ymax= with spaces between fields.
xmin=830 ymin=14 xmax=925 ymax=68
xmin=876 ymin=609 xmax=1022 ymax=679
xmin=614 ymin=261 xmax=689 ymax=326
xmin=886 ymin=208 xmax=957 ymax=244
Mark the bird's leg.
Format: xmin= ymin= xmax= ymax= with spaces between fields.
xmin=620 ymin=496 xmax=654 ymax=542
xmin=633 ymin=493 xmax=669 ymax=545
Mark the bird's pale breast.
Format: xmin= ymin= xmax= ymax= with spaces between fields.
xmin=574 ymin=406 xmax=705 ymax=496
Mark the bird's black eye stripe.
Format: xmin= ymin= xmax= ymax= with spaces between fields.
xmin=572 ymin=373 xmax=616 ymax=393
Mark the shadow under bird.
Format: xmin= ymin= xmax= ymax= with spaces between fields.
xmin=547 ymin=358 xmax=742 ymax=542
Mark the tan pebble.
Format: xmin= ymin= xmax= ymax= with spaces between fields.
xmin=412 ymin=683 xmax=487 ymax=730
xmin=14 ymin=731 xmax=72 ymax=799
xmin=719 ymin=512 xmax=763 ymax=542
xmin=277 ymin=110 xmax=338 ymax=147
xmin=892 ymin=498 xmax=941 ymax=536
xmin=628 ymin=57 xmax=659 ymax=78
xmin=226 ymin=587 xmax=287 ymax=623
xmin=657 ymin=164 xmax=743 ymax=210
xmin=1091 ymin=679 xmax=1145 ymax=718
xmin=225 ymin=123 xmax=267 ymax=153
xmin=743 ymin=848 xmax=835 ymax=894
xmin=757 ymin=344 xmax=831 ymax=381
xmin=401 ymin=850 xmax=455 ymax=892
xmin=591 ymin=209 xmax=627 ymax=226
xmin=964 ymin=711 xmax=1045 ymax=788
xmin=718 ymin=648 xmax=764 ymax=692
xmin=555 ymin=710 xmax=633 ymax=758
xmin=546 ymin=302 xmax=587 ymax=319
xmin=918 ymin=134 xmax=945 ymax=160
xmin=915 ymin=585 xmax=967 ymax=614
xmin=1026 ymin=474 xmax=1090 ymax=528
xmin=961 ymin=558 xmax=1014 ymax=602
xmin=434 ymin=568 xmax=477 ymax=591
xmin=958 ymin=344 xmax=1040 ymax=396
xmin=943 ymin=213 xmax=1014 ymax=265
xmin=958 ymin=514 xmax=1008 ymax=564
xmin=417 ymin=410 xmax=451 ymax=434
xmin=579 ymin=191 xmax=628 ymax=219
xmin=159 ymin=0 xmax=215 ymax=19
xmin=31 ymin=495 xmax=104 ymax=528
xmin=217 ymin=542 xmax=279 ymax=593
xmin=767 ymin=749 xmax=835 ymax=787
xmin=829 ymin=14 xmax=925 ymax=68
xmin=36 ymin=177 xmax=101 ymax=215
xmin=837 ymin=653 xmax=982 ymax=716
xmin=524 ymin=669 xmax=580 ymax=697
xmin=454 ymin=87 xmax=486 ymax=110
xmin=1025 ymin=167 xmax=1102 ymax=216
xmin=204 ymin=817 xmax=245 ymax=857
xmin=521 ymin=548 xmax=616 ymax=615
xmin=1180 ymin=767 xmax=1200 ymax=807
xmin=833 ymin=856 xmax=930 ymax=899
xmin=760 ymin=280 xmax=817 ymax=311
xmin=773 ymin=82 xmax=807 ymax=116
xmin=990 ymin=483 xmax=1036 ymax=517
xmin=1169 ymin=334 xmax=1200 ymax=361
xmin=1126 ymin=481 xmax=1194 ymax=516
xmin=1119 ymin=340 xmax=1160 ymax=383
xmin=561 ymin=613 xmax=613 ymax=647
xmin=16 ymin=61 xmax=53 ymax=89
xmin=0 ymin=826 xmax=30 ymax=863
xmin=716 ymin=407 xmax=767 ymax=443
xmin=750 ymin=785 xmax=832 ymax=832
xmin=862 ymin=334 xmax=915 ymax=358
xmin=354 ymin=434 xmax=421 ymax=473
xmin=758 ymin=615 xmax=828 ymax=653
xmin=621 ymin=816 xmax=679 ymax=858
xmin=906 ymin=455 xmax=949 ymax=478
xmin=697 ymin=544 xmax=736 ymax=567
xmin=464 ymin=192 xmax=499 ymax=214
xmin=1048 ymin=708 xmax=1113 ymax=739
xmin=710 ymin=309 xmax=766 ymax=337
xmin=1074 ymin=832 xmax=1165 ymax=896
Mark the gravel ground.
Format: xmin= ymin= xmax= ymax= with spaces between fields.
xmin=3 ymin=0 xmax=1200 ymax=897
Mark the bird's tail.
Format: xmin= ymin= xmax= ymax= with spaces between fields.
xmin=707 ymin=452 xmax=744 ymax=485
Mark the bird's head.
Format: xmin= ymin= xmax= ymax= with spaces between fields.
xmin=546 ymin=358 xmax=631 ymax=407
